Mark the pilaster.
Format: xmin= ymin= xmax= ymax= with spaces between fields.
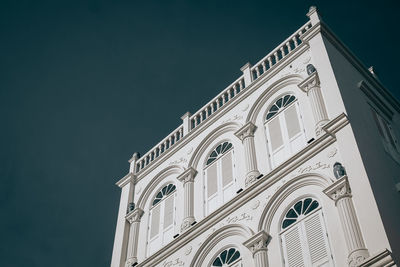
xmin=243 ymin=230 xmax=271 ymax=267
xmin=235 ymin=122 xmax=260 ymax=187
xmin=177 ymin=167 xmax=198 ymax=232
xmin=125 ymin=208 xmax=144 ymax=266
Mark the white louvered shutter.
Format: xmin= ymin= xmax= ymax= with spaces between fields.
xmin=206 ymin=163 xmax=218 ymax=214
xmin=148 ymin=205 xmax=161 ymax=254
xmin=162 ymin=194 xmax=175 ymax=244
xmin=221 ymin=152 xmax=234 ymax=202
xmin=304 ymin=212 xmax=331 ymax=267
xmin=267 ymin=116 xmax=285 ymax=166
xmin=284 ymin=104 xmax=305 ymax=154
xmin=281 ymin=224 xmax=307 ymax=267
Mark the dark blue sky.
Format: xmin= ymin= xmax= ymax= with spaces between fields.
xmin=0 ymin=1 xmax=399 ymax=266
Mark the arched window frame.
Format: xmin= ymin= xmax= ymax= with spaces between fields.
xmin=210 ymin=247 xmax=242 ymax=267
xmin=203 ymin=141 xmax=236 ymax=215
xmin=264 ymin=93 xmax=306 ymax=168
xmin=147 ymin=183 xmax=177 ymax=256
xmin=279 ymin=196 xmax=333 ymax=267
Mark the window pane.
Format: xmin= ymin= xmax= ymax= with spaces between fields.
xmin=285 ymin=104 xmax=301 ymax=139
xmin=207 ymin=164 xmax=218 ymax=197
xmin=268 ymin=116 xmax=283 ymax=151
xmin=150 ymin=205 xmax=160 ymax=238
xmin=163 ymin=195 xmax=174 ymax=229
xmin=221 ymin=152 xmax=233 ymax=187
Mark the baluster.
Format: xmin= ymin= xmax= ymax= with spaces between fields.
xmin=280 ymin=46 xmax=285 ymax=58
xmin=292 ymin=35 xmax=299 ymax=47
xmin=240 ymin=79 xmax=245 ymax=90
xmin=255 ymin=66 xmax=260 ymax=78
xmin=261 ymin=61 xmax=267 ymax=73
xmin=273 ymin=51 xmax=278 ymax=63
xmin=267 ymin=56 xmax=273 ymax=68
xmin=286 ymin=41 xmax=291 ymax=53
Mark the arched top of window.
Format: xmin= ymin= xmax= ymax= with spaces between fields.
xmin=206 ymin=141 xmax=233 ymax=166
xmin=212 ymin=248 xmax=241 ymax=266
xmin=282 ymin=197 xmax=319 ymax=230
xmin=152 ymin=184 xmax=176 ymax=206
xmin=266 ymin=94 xmax=296 ymax=120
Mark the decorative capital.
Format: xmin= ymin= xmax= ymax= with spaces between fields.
xmin=298 ymin=72 xmax=320 ymax=93
xmin=180 ymin=217 xmax=195 ymax=232
xmin=243 ymin=230 xmax=271 ymax=255
xmin=323 ymin=175 xmax=352 ymax=204
xmin=177 ymin=167 xmax=197 ymax=184
xmin=126 ymin=208 xmax=144 ymax=224
xmin=234 ymin=122 xmax=257 ymax=141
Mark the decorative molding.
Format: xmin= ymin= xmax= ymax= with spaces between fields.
xmin=323 ymin=175 xmax=351 ymax=204
xmin=241 ymin=103 xmax=250 ymax=112
xmin=180 ymin=217 xmax=195 ymax=232
xmin=116 ymin=173 xmax=136 ymax=188
xmin=245 ymin=173 xmax=259 ymax=187
xmin=136 ymin=114 xmax=348 ymax=267
xmin=221 ymin=114 xmax=243 ymax=125
xmin=243 ymin=230 xmax=271 ymax=255
xmin=125 ymin=208 xmax=144 ymax=224
xmin=298 ymin=71 xmax=320 ymax=93
xmin=234 ymin=121 xmax=257 ymax=141
xmin=186 ymin=147 xmax=193 ymax=155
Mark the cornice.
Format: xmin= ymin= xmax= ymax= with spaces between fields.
xmin=302 ymin=22 xmax=400 ymax=114
xmin=137 ymin=113 xmax=348 ymax=266
xmin=130 ymin=44 xmax=310 ymax=184
xmin=116 ymin=173 xmax=136 ymax=188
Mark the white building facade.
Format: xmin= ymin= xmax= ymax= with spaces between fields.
xmin=111 ymin=7 xmax=399 ymax=267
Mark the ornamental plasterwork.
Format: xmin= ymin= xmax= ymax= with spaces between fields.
xmin=220 ymin=114 xmax=243 ymax=125
xmin=302 ymin=56 xmax=311 ymax=64
xmin=184 ymin=246 xmax=192 ymax=256
xmin=186 ymin=147 xmax=193 ymax=155
xmin=323 ymin=176 xmax=351 ymax=203
xmin=251 ymin=200 xmax=260 ymax=210
xmin=136 ymin=186 xmax=142 ymax=194
xmin=241 ymin=103 xmax=250 ymax=112
xmin=162 ymin=258 xmax=184 ymax=267
xmin=168 ymin=157 xmax=187 ymax=165
xmin=126 ymin=208 xmax=144 ymax=224
xmin=327 ymin=147 xmax=338 ymax=158
xmin=297 ymin=161 xmax=330 ymax=174
xmin=226 ymin=212 xmax=252 ymax=224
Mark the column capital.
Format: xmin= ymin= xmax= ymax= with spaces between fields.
xmin=323 ymin=175 xmax=351 ymax=204
xmin=177 ymin=167 xmax=198 ymax=184
xmin=243 ymin=230 xmax=271 ymax=255
xmin=125 ymin=208 xmax=144 ymax=224
xmin=234 ymin=122 xmax=257 ymax=141
xmin=298 ymin=71 xmax=320 ymax=93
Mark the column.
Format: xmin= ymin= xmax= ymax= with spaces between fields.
xmin=125 ymin=208 xmax=144 ymax=267
xmin=243 ymin=230 xmax=271 ymax=267
xmin=298 ymin=70 xmax=329 ymax=136
xmin=177 ymin=167 xmax=198 ymax=232
xmin=235 ymin=122 xmax=260 ymax=187
xmin=323 ymin=176 xmax=369 ymax=266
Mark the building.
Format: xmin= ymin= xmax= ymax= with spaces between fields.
xmin=111 ymin=7 xmax=399 ymax=267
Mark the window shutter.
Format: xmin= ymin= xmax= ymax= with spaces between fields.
xmin=281 ymin=224 xmax=306 ymax=267
xmin=304 ymin=212 xmax=330 ymax=266
xmin=163 ymin=195 xmax=174 ymax=229
xmin=150 ymin=205 xmax=160 ymax=239
xmin=206 ymin=163 xmax=218 ymax=213
xmin=268 ymin=116 xmax=284 ymax=151
xmin=221 ymin=152 xmax=233 ymax=187
xmin=285 ymin=104 xmax=301 ymax=139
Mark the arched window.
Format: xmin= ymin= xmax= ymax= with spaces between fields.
xmin=280 ymin=198 xmax=333 ymax=267
xmin=265 ymin=94 xmax=306 ymax=167
xmin=212 ymin=248 xmax=241 ymax=267
xmin=204 ymin=141 xmax=235 ymax=214
xmin=148 ymin=184 xmax=176 ymax=255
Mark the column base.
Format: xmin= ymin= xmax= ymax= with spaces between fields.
xmin=245 ymin=171 xmax=261 ymax=187
xmin=358 ymin=249 xmax=395 ymax=267
xmin=348 ymin=249 xmax=369 ymax=267
xmin=181 ymin=217 xmax=196 ymax=232
xmin=125 ymin=257 xmax=138 ymax=267
xmin=315 ymin=119 xmax=329 ymax=137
